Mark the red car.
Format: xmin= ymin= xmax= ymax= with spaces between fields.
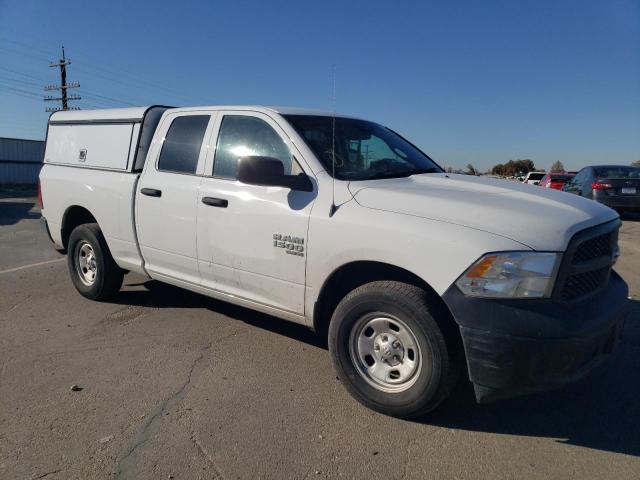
xmin=539 ymin=172 xmax=575 ymax=190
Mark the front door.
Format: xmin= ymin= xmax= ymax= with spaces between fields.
xmin=136 ymin=111 xmax=215 ymax=284
xmin=197 ymin=112 xmax=316 ymax=314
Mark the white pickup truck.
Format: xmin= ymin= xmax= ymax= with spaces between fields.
xmin=39 ymin=105 xmax=629 ymax=417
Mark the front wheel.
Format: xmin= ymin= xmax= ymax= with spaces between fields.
xmin=328 ymin=281 xmax=459 ymax=418
xmin=67 ymin=223 xmax=124 ymax=300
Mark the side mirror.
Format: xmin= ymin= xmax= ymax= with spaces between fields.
xmin=237 ymin=156 xmax=313 ymax=192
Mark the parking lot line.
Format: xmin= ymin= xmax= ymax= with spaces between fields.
xmin=0 ymin=258 xmax=64 ymax=275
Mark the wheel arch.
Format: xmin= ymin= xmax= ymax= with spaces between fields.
xmin=61 ymin=205 xmax=98 ymax=250
xmin=313 ymin=261 xmax=461 ymax=351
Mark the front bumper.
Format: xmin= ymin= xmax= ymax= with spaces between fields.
xmin=443 ymin=271 xmax=629 ymax=403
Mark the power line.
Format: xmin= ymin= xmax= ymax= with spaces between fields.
xmin=0 ymin=67 xmax=135 ymax=107
xmin=0 ymin=65 xmax=47 ymax=82
xmin=0 ymin=83 xmax=44 ymax=99
xmin=45 ymin=46 xmax=81 ymax=112
xmin=2 ymin=37 xmax=189 ymax=110
xmin=0 ymin=74 xmax=43 ymax=89
xmin=0 ymin=37 xmax=58 ymax=57
xmin=80 ymin=90 xmax=136 ymax=106
xmin=2 ymin=37 xmax=188 ymax=103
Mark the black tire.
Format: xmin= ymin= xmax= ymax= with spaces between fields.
xmin=328 ymin=281 xmax=460 ymax=418
xmin=67 ymin=223 xmax=124 ymax=300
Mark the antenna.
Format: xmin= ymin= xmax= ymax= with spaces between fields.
xmin=329 ymin=66 xmax=337 ymax=217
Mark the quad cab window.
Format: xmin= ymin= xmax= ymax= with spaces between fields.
xmin=158 ymin=115 xmax=210 ymax=174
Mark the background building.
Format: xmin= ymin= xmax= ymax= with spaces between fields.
xmin=0 ymin=137 xmax=45 ymax=185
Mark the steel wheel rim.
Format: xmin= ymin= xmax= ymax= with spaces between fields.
xmin=348 ymin=314 xmax=422 ymax=393
xmin=76 ymin=241 xmax=97 ymax=286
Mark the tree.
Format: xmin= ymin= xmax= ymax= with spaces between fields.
xmin=490 ymin=159 xmax=536 ymax=177
xmin=491 ymin=163 xmax=505 ymax=176
xmin=632 ymin=160 xmax=640 ymax=168
xmin=466 ymin=164 xmax=479 ymax=176
xmin=550 ymin=160 xmax=565 ymax=172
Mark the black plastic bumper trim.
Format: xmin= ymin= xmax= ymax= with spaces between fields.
xmin=442 ymin=271 xmax=630 ymax=403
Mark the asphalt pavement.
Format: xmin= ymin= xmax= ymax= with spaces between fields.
xmin=1 ymin=190 xmax=639 ymax=479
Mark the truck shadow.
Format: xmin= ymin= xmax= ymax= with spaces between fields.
xmin=115 ymin=279 xmax=639 ymax=457
xmin=422 ymin=298 xmax=640 ymax=458
xmin=117 ymin=279 xmax=324 ymax=348
xmin=0 ymin=201 xmax=40 ymax=226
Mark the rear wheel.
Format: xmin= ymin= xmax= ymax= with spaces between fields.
xmin=67 ymin=223 xmax=124 ymax=300
xmin=328 ymin=281 xmax=460 ymax=418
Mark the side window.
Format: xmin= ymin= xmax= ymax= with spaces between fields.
xmin=575 ymin=169 xmax=587 ymax=184
xmin=213 ymin=116 xmax=292 ymax=179
xmin=158 ymin=115 xmax=210 ymax=174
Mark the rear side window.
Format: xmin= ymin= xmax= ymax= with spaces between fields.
xmin=573 ymin=169 xmax=587 ymax=183
xmin=213 ymin=116 xmax=292 ymax=179
xmin=158 ymin=115 xmax=210 ymax=174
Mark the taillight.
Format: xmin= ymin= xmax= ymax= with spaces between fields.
xmin=37 ymin=180 xmax=43 ymax=209
xmin=591 ymin=182 xmax=612 ymax=190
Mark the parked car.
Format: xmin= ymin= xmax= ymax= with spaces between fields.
xmin=522 ymin=171 xmax=546 ymax=185
xmin=538 ymin=172 xmax=575 ymax=190
xmin=39 ymin=106 xmax=629 ymax=418
xmin=563 ymin=165 xmax=640 ymax=213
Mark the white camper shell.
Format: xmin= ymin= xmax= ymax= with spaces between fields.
xmin=44 ymin=106 xmax=170 ymax=171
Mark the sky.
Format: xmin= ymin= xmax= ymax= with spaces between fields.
xmin=0 ymin=0 xmax=638 ymax=171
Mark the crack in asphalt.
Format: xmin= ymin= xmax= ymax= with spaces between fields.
xmin=114 ymin=341 xmax=213 ymax=479
xmin=3 ymin=294 xmax=31 ymax=314
xmin=113 ymin=329 xmax=246 ymax=479
xmin=190 ymin=430 xmax=225 ymax=479
xmin=32 ymin=469 xmax=62 ymax=479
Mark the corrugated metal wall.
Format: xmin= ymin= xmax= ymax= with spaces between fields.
xmin=0 ymin=137 xmax=45 ymax=185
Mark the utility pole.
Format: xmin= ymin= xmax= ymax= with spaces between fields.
xmin=44 ymin=46 xmax=81 ymax=112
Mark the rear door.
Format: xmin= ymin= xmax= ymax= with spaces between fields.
xmin=196 ymin=111 xmax=316 ymax=315
xmin=136 ymin=111 xmax=216 ymax=284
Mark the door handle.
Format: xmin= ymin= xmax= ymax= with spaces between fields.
xmin=141 ymin=188 xmax=162 ymax=197
xmin=202 ymin=197 xmax=228 ymax=208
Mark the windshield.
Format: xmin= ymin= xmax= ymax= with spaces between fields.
xmin=283 ymin=115 xmax=442 ymax=180
xmin=528 ymin=173 xmax=546 ymax=180
xmin=594 ymin=166 xmax=640 ymax=179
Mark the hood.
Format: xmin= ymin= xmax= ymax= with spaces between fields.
xmin=349 ymin=173 xmax=618 ymax=251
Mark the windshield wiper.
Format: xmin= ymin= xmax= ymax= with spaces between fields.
xmin=409 ymin=168 xmax=441 ymax=175
xmin=358 ymin=167 xmax=442 ymax=181
xmin=362 ymin=171 xmax=414 ymax=180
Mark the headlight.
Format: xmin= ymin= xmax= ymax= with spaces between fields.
xmin=456 ymin=252 xmax=561 ymax=299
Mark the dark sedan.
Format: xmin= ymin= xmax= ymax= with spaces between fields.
xmin=563 ymin=165 xmax=640 ymax=213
